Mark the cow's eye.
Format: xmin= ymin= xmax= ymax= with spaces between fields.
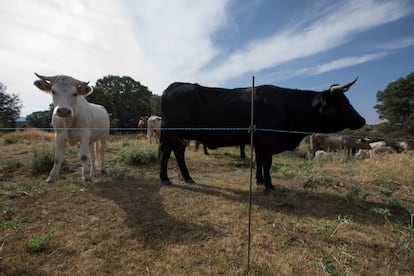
xmin=51 ymin=89 xmax=56 ymax=95
xmin=73 ymin=92 xmax=78 ymax=96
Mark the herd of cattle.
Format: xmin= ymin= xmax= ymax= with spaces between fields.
xmin=310 ymin=133 xmax=412 ymax=159
xmin=138 ymin=115 xmax=412 ymax=159
xmin=33 ymin=73 xmax=412 ymax=190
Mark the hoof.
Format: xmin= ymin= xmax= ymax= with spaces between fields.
xmin=162 ymin=180 xmax=173 ymax=186
xmin=83 ymin=176 xmax=93 ymax=182
xmin=264 ymin=185 xmax=275 ymax=192
xmin=185 ymin=178 xmax=195 ymax=184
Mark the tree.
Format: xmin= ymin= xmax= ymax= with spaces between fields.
xmin=90 ymin=76 xmax=153 ymax=129
xmin=150 ymin=94 xmax=161 ymax=116
xmin=0 ymin=83 xmax=22 ymax=128
xmin=26 ymin=104 xmax=53 ymax=129
xmin=375 ymin=72 xmax=414 ymax=136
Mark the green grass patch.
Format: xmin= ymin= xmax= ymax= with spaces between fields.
xmin=117 ymin=142 xmax=157 ymax=166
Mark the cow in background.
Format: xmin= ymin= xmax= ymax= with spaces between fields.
xmin=138 ymin=116 xmax=148 ymax=129
xmin=137 ymin=116 xmax=149 ymax=138
xmin=33 ymin=73 xmax=110 ymax=182
xmin=159 ymin=76 xmax=365 ymax=190
xmin=370 ymin=146 xmax=397 ymax=157
xmin=147 ymin=115 xmax=162 ymax=144
xmin=310 ymin=134 xmax=371 ymax=155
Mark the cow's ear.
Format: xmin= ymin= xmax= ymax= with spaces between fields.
xmin=77 ymin=85 xmax=93 ymax=96
xmin=33 ymin=80 xmax=52 ymax=92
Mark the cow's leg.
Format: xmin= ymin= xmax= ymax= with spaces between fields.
xmin=173 ymin=141 xmax=194 ymax=184
xmin=255 ymin=148 xmax=264 ymax=185
xmin=79 ymin=134 xmax=92 ymax=182
xmin=261 ymin=152 xmax=275 ymax=190
xmin=240 ymin=144 xmax=246 ymax=158
xmin=155 ymin=131 xmax=160 ymax=144
xmin=255 ymin=143 xmax=274 ymax=190
xmin=47 ymin=134 xmax=66 ymax=183
xmin=147 ymin=128 xmax=152 ymax=143
xmin=89 ymin=141 xmax=97 ymax=177
xmin=99 ymin=138 xmax=107 ymax=174
xmin=159 ymin=141 xmax=172 ymax=185
xmin=203 ymin=145 xmax=209 ymax=155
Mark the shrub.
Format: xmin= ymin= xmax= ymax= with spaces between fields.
xmin=28 ymin=145 xmax=54 ymax=175
xmin=108 ymin=162 xmax=129 ymax=181
xmin=117 ymin=143 xmax=157 ymax=166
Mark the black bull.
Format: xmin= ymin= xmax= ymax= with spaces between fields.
xmin=159 ymin=77 xmax=365 ymax=190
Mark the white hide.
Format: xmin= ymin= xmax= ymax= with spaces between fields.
xmin=147 ymin=115 xmax=162 ymax=144
xmin=34 ymin=74 xmax=110 ymax=182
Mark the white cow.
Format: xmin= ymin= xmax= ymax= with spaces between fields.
xmin=33 ymin=73 xmax=110 ymax=182
xmin=147 ymin=115 xmax=161 ymax=144
xmin=369 ymin=141 xmax=386 ymax=149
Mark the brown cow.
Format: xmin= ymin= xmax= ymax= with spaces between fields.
xmin=310 ymin=134 xmax=371 ymax=155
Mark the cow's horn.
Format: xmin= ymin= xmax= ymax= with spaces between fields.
xmin=34 ymin=72 xmax=57 ymax=83
xmin=330 ymin=76 xmax=359 ymax=93
xmin=78 ymin=81 xmax=90 ymax=86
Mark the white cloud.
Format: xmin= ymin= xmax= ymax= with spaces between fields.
xmin=380 ymin=36 xmax=414 ymax=50
xmin=312 ymin=53 xmax=387 ymax=75
xmin=124 ymin=0 xmax=229 ymax=85
xmin=202 ymin=0 xmax=413 ymax=83
xmin=0 ymin=0 xmax=158 ymax=115
xmin=0 ymin=0 xmax=412 ymax=118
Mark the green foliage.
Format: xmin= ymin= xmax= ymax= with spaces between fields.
xmin=316 ymin=255 xmax=337 ymax=274
xmin=1 ymin=207 xmax=24 ymax=232
xmin=108 ymin=162 xmax=129 ymax=181
xmin=117 ymin=142 xmax=157 ymax=165
xmin=399 ymin=233 xmax=414 ymax=256
xmin=282 ymin=220 xmax=302 ymax=244
xmin=317 ymin=219 xmax=334 ymax=234
xmin=375 ymin=72 xmax=414 ymax=136
xmin=90 ymin=75 xmax=154 ymax=129
xmin=316 ymin=215 xmax=353 ymax=238
xmin=150 ymin=94 xmax=161 ymax=116
xmin=346 ymin=186 xmax=369 ymax=205
xmin=26 ymin=222 xmax=64 ymax=252
xmin=0 ymin=158 xmax=23 ymax=172
xmin=0 ymin=82 xmax=22 ymax=128
xmin=3 ymin=136 xmax=18 ymax=145
xmin=26 ymin=108 xmax=52 ymax=129
xmin=28 ymin=145 xmax=54 ymax=175
xmin=370 ymin=207 xmax=392 ymax=225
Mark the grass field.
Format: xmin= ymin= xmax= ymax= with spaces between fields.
xmin=0 ymin=130 xmax=413 ymax=275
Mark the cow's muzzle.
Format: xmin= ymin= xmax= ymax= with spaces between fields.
xmin=55 ymin=107 xmax=72 ymax=118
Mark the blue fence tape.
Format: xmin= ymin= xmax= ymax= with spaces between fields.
xmin=1 ymin=127 xmax=414 ymax=142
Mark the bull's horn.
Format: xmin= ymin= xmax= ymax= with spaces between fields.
xmin=330 ymin=76 xmax=359 ymax=93
xmin=34 ymin=72 xmax=57 ymax=83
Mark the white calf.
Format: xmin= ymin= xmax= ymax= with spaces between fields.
xmin=147 ymin=115 xmax=161 ymax=144
xmin=34 ymin=73 xmax=110 ymax=182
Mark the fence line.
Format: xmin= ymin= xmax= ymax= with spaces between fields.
xmin=2 ymin=127 xmax=414 ymax=143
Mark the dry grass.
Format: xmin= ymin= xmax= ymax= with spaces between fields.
xmin=0 ymin=131 xmax=413 ymax=275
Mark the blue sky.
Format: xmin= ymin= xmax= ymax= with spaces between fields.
xmin=1 ymin=0 xmax=414 ymax=125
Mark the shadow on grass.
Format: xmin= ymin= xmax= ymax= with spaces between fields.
xmin=172 ymin=180 xmax=410 ymax=227
xmin=89 ymin=172 xmax=410 ymax=250
xmin=89 ymin=176 xmax=220 ymax=250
